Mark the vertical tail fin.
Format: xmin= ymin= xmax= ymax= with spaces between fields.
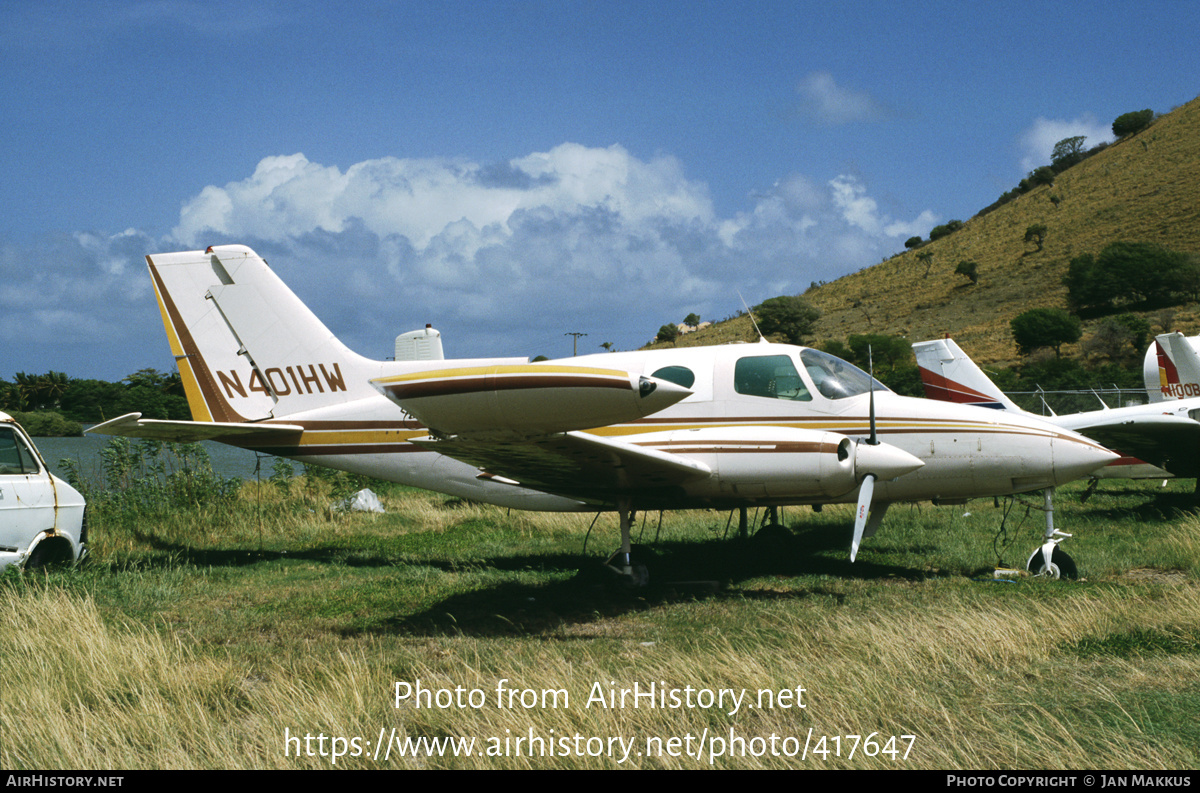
xmin=912 ymin=338 xmax=1022 ymax=411
xmin=1145 ymin=332 xmax=1200 ymax=402
xmin=147 ymin=245 xmax=381 ymax=423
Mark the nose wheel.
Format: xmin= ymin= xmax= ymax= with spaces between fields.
xmin=1025 ymin=489 xmax=1078 ymax=580
xmin=1026 ymin=545 xmax=1077 ymax=579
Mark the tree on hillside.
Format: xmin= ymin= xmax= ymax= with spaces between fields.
xmin=753 ymin=296 xmax=820 ymax=345
xmin=683 ymin=313 xmax=701 ymax=327
xmin=1112 ymin=109 xmax=1153 ymax=138
xmin=1065 ymin=242 xmax=1199 ymax=312
xmin=1051 ymin=136 xmax=1087 ymax=171
xmin=904 ymin=236 xmax=923 ymax=250
xmin=916 ymin=250 xmax=934 ymax=277
xmin=928 ymin=220 xmax=963 ymax=241
xmin=1023 ymin=167 xmax=1055 ymax=190
xmin=954 ymin=260 xmax=979 ymax=284
xmin=1011 ymin=308 xmax=1081 ymax=357
xmin=1024 ymin=224 xmax=1048 ymax=252
xmin=656 ymin=324 xmax=680 ymax=344
xmin=846 ymin=334 xmax=912 ymax=377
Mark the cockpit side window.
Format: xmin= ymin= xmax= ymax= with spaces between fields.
xmin=799 ymin=348 xmax=889 ymax=400
xmin=733 ymin=355 xmax=812 ymax=401
xmin=651 ymin=365 xmax=696 ymax=389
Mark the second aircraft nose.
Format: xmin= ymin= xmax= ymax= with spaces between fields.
xmin=1051 ymin=432 xmax=1122 ymax=484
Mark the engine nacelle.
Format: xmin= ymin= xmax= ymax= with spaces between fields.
xmin=625 ymin=425 xmax=922 ymax=500
xmin=372 ymin=364 xmax=691 ymax=438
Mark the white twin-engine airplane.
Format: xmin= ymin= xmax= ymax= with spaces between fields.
xmin=92 ymin=245 xmax=1118 ymax=581
xmin=914 ymin=337 xmax=1200 ymax=484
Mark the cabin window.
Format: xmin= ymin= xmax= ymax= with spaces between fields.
xmin=799 ymin=349 xmax=888 ymax=400
xmin=733 ymin=355 xmax=812 ymax=401
xmin=651 ymin=365 xmax=696 ymax=389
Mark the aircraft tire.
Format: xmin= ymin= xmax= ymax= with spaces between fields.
xmin=1026 ymin=546 xmax=1078 ymax=580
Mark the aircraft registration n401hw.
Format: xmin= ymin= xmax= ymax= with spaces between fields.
xmin=91 ymin=245 xmax=1118 ymax=581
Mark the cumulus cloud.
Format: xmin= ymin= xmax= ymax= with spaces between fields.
xmin=0 ymin=229 xmax=167 ymax=377
xmin=794 ymin=72 xmax=886 ymax=126
xmin=1018 ymin=114 xmax=1114 ymax=173
xmin=6 ymin=144 xmax=938 ymax=376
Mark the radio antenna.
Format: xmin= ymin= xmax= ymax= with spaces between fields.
xmin=737 ymin=290 xmax=767 ymax=343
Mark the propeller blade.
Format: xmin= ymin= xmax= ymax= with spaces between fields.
xmin=851 ymin=473 xmax=876 ymax=562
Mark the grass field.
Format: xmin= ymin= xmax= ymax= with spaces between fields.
xmin=3 ymin=461 xmax=1198 ymax=769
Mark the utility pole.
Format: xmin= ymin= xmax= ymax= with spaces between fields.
xmin=565 ymin=332 xmax=587 ymax=356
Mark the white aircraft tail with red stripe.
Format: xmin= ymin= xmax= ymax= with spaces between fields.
xmin=1143 ymin=332 xmax=1200 ymax=403
xmin=912 ymin=338 xmax=1021 ymax=412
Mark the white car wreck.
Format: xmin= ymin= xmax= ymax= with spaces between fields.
xmin=0 ymin=411 xmax=87 ymax=569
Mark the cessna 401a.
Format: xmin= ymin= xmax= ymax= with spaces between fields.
xmin=91 ymin=245 xmax=1118 ymax=581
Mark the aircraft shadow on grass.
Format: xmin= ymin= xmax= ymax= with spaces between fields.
xmin=119 ymin=520 xmax=937 ymax=636
xmin=372 ymin=521 xmax=936 ymax=638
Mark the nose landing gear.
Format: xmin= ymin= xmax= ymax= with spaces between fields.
xmin=1025 ymin=489 xmax=1078 ymax=579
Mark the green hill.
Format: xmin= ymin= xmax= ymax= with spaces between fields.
xmin=656 ymin=95 xmax=1200 ymax=367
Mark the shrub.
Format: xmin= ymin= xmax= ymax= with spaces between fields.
xmin=928 ymin=220 xmax=963 ymax=241
xmin=4 ymin=410 xmax=82 ymax=437
xmin=1112 ymin=109 xmax=1153 ymax=138
xmin=1011 ymin=308 xmax=1081 ymax=357
xmin=61 ymin=437 xmax=240 ymax=526
xmin=753 ymin=296 xmax=820 ymax=345
xmin=1024 ymin=224 xmax=1048 ymax=252
xmin=1026 ymin=167 xmax=1055 ymax=188
xmin=1065 ymin=242 xmax=1198 ymax=312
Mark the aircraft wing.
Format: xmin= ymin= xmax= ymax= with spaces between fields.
xmin=1057 ymin=413 xmax=1200 ymax=478
xmin=414 ymin=431 xmax=712 ymax=504
xmin=89 ymin=413 xmax=304 ymax=444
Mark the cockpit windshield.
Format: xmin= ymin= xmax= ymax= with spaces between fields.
xmin=800 ymin=348 xmax=889 ymax=400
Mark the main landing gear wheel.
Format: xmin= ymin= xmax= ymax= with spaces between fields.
xmin=1026 ymin=546 xmax=1078 ymax=580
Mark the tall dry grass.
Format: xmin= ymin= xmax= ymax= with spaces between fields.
xmin=4 ymin=576 xmax=1197 ymax=769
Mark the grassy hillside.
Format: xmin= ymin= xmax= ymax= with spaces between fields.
xmin=656 ymin=95 xmax=1200 ymax=366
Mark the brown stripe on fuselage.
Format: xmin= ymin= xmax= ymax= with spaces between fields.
xmin=635 ymin=440 xmax=839 ymax=455
xmin=260 ymin=419 xmax=426 ymax=431
xmin=238 ymin=443 xmax=429 ymax=456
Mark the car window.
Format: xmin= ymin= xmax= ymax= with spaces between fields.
xmin=0 ymin=427 xmax=41 ymax=475
xmin=733 ymin=355 xmax=812 ymax=401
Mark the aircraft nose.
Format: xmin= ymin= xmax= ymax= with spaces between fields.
xmin=854 ymin=440 xmax=925 ymax=481
xmin=1053 ymin=434 xmax=1121 ymax=484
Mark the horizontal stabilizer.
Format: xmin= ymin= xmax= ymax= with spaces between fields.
xmin=89 ymin=413 xmax=303 ymax=444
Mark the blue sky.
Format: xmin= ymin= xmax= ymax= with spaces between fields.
xmin=3 ymin=0 xmax=1197 ymax=382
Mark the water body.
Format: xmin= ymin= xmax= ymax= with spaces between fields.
xmin=32 ymin=432 xmax=297 ymax=483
